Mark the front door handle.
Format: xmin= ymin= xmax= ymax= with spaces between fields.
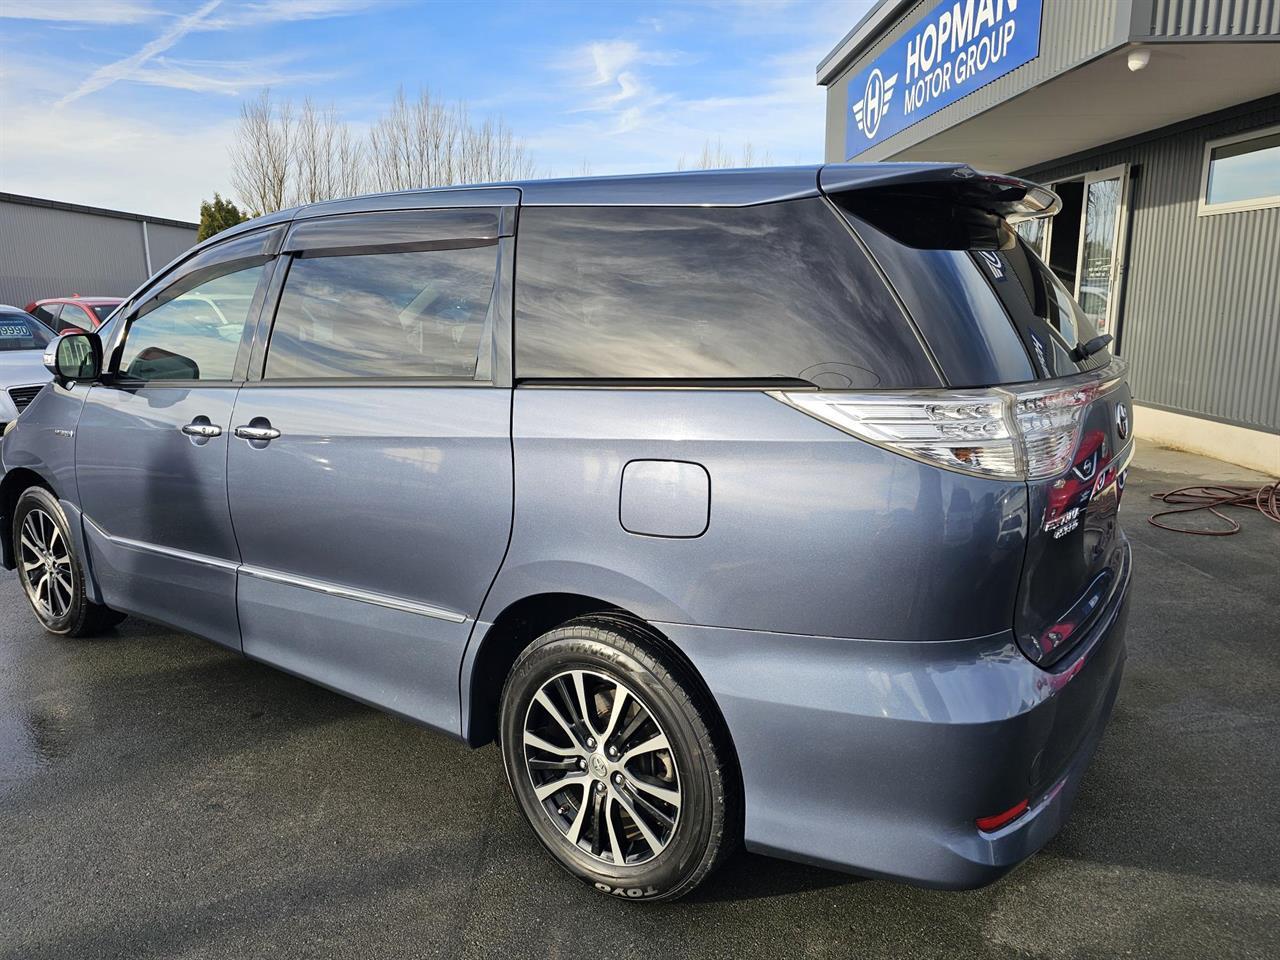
xmin=181 ymin=419 xmax=222 ymax=438
xmin=233 ymin=423 xmax=281 ymax=442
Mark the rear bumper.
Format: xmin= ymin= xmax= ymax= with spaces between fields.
xmin=659 ymin=538 xmax=1131 ymax=889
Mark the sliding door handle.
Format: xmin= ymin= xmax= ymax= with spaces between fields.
xmin=233 ymin=423 xmax=280 ymax=442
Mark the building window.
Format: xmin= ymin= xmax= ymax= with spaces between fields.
xmin=1198 ymin=125 xmax=1280 ymax=216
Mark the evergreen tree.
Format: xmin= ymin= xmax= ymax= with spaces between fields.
xmin=196 ymin=193 xmax=248 ymax=241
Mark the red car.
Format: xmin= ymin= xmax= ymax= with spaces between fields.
xmin=25 ymin=297 xmax=124 ymax=334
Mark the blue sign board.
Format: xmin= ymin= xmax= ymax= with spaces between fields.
xmin=845 ymin=0 xmax=1043 ymax=158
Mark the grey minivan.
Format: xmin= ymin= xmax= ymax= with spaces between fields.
xmin=1 ymin=165 xmax=1133 ymax=901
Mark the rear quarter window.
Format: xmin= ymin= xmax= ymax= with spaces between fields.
xmin=972 ymin=239 xmax=1107 ymax=380
xmin=513 ymin=199 xmax=941 ymax=389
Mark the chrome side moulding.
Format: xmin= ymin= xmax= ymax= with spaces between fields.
xmin=83 ymin=516 xmax=467 ymax=624
xmin=83 ymin=516 xmax=239 ymax=572
xmin=239 ymin=564 xmax=468 ymax=623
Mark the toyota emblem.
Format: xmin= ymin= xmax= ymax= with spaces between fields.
xmin=1116 ymin=402 xmax=1130 ymax=440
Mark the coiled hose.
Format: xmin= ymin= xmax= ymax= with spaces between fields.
xmin=1149 ymin=480 xmax=1280 ymax=536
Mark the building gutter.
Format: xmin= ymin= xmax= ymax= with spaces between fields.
xmin=817 ymin=0 xmax=917 ymax=85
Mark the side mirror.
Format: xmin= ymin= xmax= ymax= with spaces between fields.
xmin=43 ymin=332 xmax=103 ymax=385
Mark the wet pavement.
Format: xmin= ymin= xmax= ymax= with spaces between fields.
xmin=2 ymin=442 xmax=1278 ymax=960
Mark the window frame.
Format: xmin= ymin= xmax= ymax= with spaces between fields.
xmin=1197 ymin=124 xmax=1280 ymax=217
xmin=246 ymin=207 xmax=514 ymax=389
xmin=105 ymin=255 xmax=278 ymax=388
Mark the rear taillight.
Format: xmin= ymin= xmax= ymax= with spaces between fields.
xmin=771 ymin=359 xmax=1126 ymax=481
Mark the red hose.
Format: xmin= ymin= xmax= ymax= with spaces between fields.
xmin=1148 ymin=480 xmax=1280 ymax=536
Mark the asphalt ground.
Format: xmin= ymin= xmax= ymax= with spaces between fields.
xmin=2 ymin=442 xmax=1278 ymax=960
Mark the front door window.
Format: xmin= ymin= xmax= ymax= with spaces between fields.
xmin=117 ymin=265 xmax=264 ymax=381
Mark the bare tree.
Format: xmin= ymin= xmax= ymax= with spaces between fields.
xmin=333 ymin=120 xmax=366 ymax=200
xmin=230 ymin=89 xmax=294 ymax=214
xmin=678 ymin=138 xmax=773 ymax=171
xmin=232 ymin=85 xmax=537 ymax=208
xmin=292 ymin=97 xmax=336 ymax=205
xmin=366 ymin=87 xmax=536 ymax=191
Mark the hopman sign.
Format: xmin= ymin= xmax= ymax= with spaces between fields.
xmin=845 ymin=0 xmax=1043 ymax=158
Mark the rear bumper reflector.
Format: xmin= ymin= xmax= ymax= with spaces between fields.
xmin=976 ymin=799 xmax=1030 ymax=833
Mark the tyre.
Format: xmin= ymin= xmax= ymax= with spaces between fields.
xmin=12 ymin=486 xmax=126 ymax=637
xmin=499 ymin=615 xmax=737 ymax=902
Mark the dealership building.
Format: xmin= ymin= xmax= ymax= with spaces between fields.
xmin=0 ymin=193 xmax=197 ymax=312
xmin=819 ymin=0 xmax=1279 ymax=472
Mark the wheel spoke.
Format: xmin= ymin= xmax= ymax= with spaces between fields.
xmin=621 ymin=732 xmax=670 ymax=766
xmin=599 ymin=684 xmax=629 ymax=746
xmin=524 ymin=731 xmax=580 ymax=757
xmin=35 ymin=574 xmax=52 ymax=614
xmin=629 ymin=777 xmax=681 ymax=810
xmin=571 ymin=671 xmax=595 ymax=737
xmin=610 ymin=784 xmax=664 ymax=854
xmin=605 ymin=795 xmax=625 ymax=865
xmin=21 ymin=556 xmax=43 ymax=573
xmin=533 ymin=689 xmax=578 ymax=744
xmin=534 ymin=772 xmax=589 ymax=802
xmin=565 ymin=789 xmax=592 ymax=845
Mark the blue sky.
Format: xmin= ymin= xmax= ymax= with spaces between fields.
xmin=0 ymin=0 xmax=871 ymax=220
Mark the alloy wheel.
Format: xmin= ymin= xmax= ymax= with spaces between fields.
xmin=522 ymin=669 xmax=681 ymax=866
xmin=17 ymin=508 xmax=74 ymax=621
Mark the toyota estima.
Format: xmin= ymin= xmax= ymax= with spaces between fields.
xmin=1 ymin=165 xmax=1133 ymax=901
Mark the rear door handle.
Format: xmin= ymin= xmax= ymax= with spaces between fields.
xmin=181 ymin=420 xmax=222 ymax=438
xmin=233 ymin=423 xmax=281 ymax=442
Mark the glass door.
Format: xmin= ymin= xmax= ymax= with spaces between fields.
xmin=1073 ymin=164 xmax=1130 ymax=338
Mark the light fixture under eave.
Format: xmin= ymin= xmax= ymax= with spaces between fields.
xmin=1127 ymin=48 xmax=1151 ymax=72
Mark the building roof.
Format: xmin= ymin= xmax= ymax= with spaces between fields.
xmin=816 ymin=0 xmax=915 ymax=86
xmin=0 ymin=192 xmax=198 ymax=230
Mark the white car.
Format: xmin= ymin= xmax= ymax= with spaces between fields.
xmin=0 ymin=306 xmax=55 ymax=433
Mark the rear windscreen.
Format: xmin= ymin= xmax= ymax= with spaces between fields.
xmin=835 ymin=199 xmax=1104 ymax=386
xmin=971 ymin=239 xmax=1107 ymax=380
xmin=0 ymin=315 xmax=53 ymax=351
xmin=514 ymin=199 xmax=942 ymax=389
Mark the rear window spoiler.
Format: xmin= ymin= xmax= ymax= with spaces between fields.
xmin=819 ymin=163 xmax=1060 ymax=251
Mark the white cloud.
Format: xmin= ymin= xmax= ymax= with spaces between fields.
xmin=0 ymin=0 xmax=162 ymax=23
xmin=125 ymin=54 xmax=339 ymax=95
xmin=56 ymin=0 xmax=225 ymax=105
xmin=200 ymin=0 xmax=379 ymax=29
xmin=1 ymin=97 xmax=236 ymax=220
xmin=536 ymin=0 xmax=875 ymax=173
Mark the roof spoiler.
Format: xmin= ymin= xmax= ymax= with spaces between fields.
xmin=819 ymin=163 xmax=1060 ymax=251
xmin=820 ymin=163 xmax=1060 ymax=221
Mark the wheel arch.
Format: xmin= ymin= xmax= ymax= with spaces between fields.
xmin=0 ymin=467 xmax=55 ymax=570
xmin=460 ymin=591 xmax=741 ymax=792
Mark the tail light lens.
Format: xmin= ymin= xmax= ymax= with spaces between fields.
xmin=771 ymin=359 xmax=1126 ymax=481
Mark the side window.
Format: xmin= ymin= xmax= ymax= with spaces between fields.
xmin=1199 ymin=126 xmax=1280 ymax=215
xmin=58 ymin=304 xmax=93 ymax=333
xmin=513 ymin=200 xmax=938 ymax=389
xmin=32 ymin=304 xmax=61 ymax=328
xmin=117 ymin=265 xmax=265 ymax=382
xmin=263 ymin=246 xmax=498 ymax=380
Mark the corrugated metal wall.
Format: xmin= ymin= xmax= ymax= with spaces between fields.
xmin=0 ymin=199 xmax=195 ymax=309
xmin=825 ymin=0 xmax=1126 ymax=161
xmin=1019 ymin=97 xmax=1280 ymax=434
xmin=1141 ymin=0 xmax=1280 ymax=36
xmin=146 ymin=222 xmax=201 ymax=274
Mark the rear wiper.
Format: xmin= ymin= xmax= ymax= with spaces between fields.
xmin=1071 ymin=334 xmax=1112 ymax=362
